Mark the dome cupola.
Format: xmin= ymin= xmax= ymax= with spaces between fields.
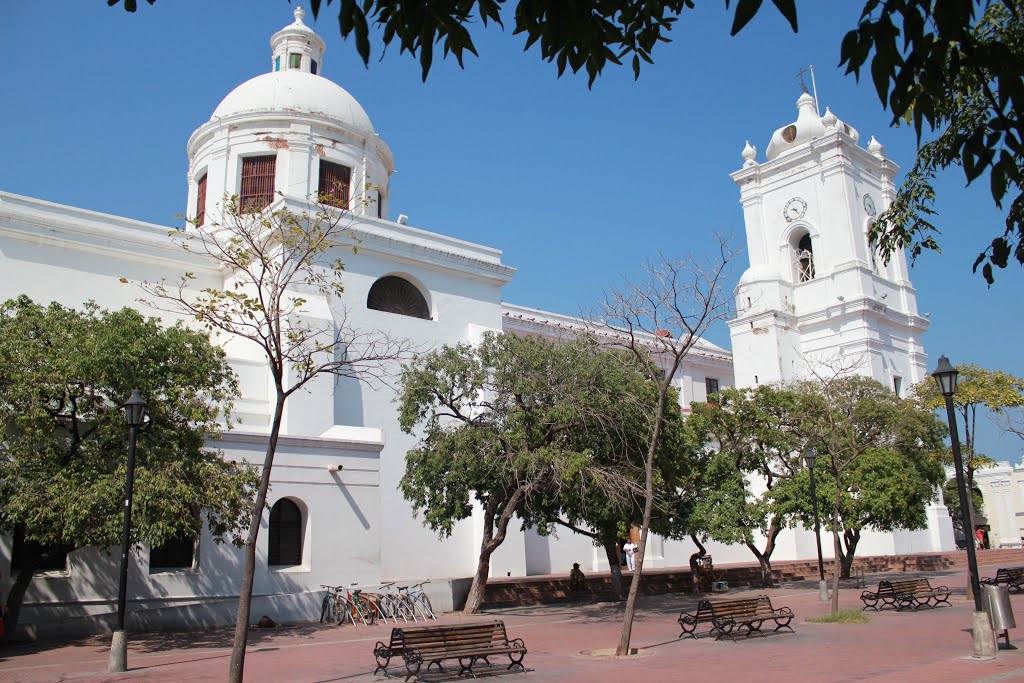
xmin=186 ymin=9 xmax=394 ymax=228
xmin=765 ymin=92 xmax=858 ymax=161
xmin=271 ymin=7 xmax=326 ymax=76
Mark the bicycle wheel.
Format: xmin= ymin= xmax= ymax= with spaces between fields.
xmin=415 ymin=594 xmax=436 ymax=620
xmin=353 ymin=595 xmax=376 ymax=625
xmin=320 ymin=593 xmax=334 ymax=623
xmin=396 ymin=595 xmax=417 ymax=622
xmin=334 ymin=595 xmax=355 ymax=626
xmin=366 ymin=594 xmax=391 ymax=624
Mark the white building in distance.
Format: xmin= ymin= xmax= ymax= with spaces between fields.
xmin=0 ymin=10 xmax=952 ymax=638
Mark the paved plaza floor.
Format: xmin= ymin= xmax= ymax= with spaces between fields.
xmin=3 ymin=569 xmax=1024 ymax=682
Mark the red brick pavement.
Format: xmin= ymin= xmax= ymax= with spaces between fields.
xmin=3 ymin=569 xmax=1024 ymax=682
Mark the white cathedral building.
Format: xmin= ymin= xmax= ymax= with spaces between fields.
xmin=0 ymin=10 xmax=954 ymax=638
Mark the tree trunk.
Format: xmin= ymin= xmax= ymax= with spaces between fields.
xmin=745 ymin=541 xmax=774 ymax=588
xmin=463 ymin=486 xmax=529 ymax=614
xmin=603 ymin=542 xmax=625 ymax=600
xmin=463 ymin=548 xmax=494 ymax=614
xmin=831 ymin=486 xmax=842 ymax=614
xmin=840 ymin=528 xmax=860 ymax=579
xmin=689 ymin=535 xmax=708 ymax=596
xmin=3 ymin=557 xmax=38 ymax=642
xmin=228 ymin=394 xmax=286 ymax=683
xmin=615 ymin=398 xmax=664 ymax=656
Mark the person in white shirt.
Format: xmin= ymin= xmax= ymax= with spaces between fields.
xmin=623 ymin=541 xmax=638 ymax=571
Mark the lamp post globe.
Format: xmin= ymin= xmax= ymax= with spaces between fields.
xmin=108 ymin=389 xmax=148 ymax=673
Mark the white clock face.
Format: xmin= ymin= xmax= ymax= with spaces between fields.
xmin=784 ymin=197 xmax=807 ymax=223
xmin=863 ymin=194 xmax=877 ymax=216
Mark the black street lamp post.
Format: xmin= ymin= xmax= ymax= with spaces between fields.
xmin=931 ymin=356 xmax=983 ymax=612
xmin=108 ymin=389 xmax=148 ymax=674
xmin=804 ymin=448 xmax=828 ymax=601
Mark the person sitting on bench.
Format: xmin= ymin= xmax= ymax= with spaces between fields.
xmin=568 ymin=563 xmax=588 ymax=592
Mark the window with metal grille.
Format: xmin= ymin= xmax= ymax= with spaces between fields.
xmin=195 ymin=173 xmax=207 ymax=227
xmin=150 ymin=535 xmax=196 ymax=571
xmin=318 ymin=160 xmax=351 ymax=209
xmin=11 ymin=524 xmax=68 ymax=572
xmin=367 ymin=276 xmax=430 ymax=320
xmin=268 ymin=498 xmax=303 ymax=566
xmin=705 ymin=378 xmax=720 ymax=398
xmin=240 ymin=155 xmax=276 ymax=212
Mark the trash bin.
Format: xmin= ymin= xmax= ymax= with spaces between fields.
xmin=981 ymin=584 xmax=1016 ymax=632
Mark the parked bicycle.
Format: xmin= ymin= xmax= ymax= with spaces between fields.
xmin=399 ymin=581 xmax=436 ymax=621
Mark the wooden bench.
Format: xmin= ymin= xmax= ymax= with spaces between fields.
xmin=981 ymin=567 xmax=1024 ymax=592
xmin=860 ymin=578 xmax=951 ymax=611
xmin=678 ymin=595 xmax=795 ymax=641
xmin=373 ymin=620 xmax=527 ymax=681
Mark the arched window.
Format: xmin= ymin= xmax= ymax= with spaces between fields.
xmin=794 ymin=233 xmax=815 ymax=282
xmin=268 ymin=498 xmax=303 ymax=567
xmin=367 ymin=276 xmax=430 ymax=320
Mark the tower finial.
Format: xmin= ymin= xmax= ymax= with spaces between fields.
xmin=796 ymin=67 xmax=809 ymax=94
xmin=294 ymin=6 xmax=306 ymax=24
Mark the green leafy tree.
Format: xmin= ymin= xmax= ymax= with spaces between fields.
xmin=527 ymin=378 xmax=698 ymax=601
xmin=912 ymin=364 xmax=1024 ymax=503
xmin=0 ymin=296 xmax=256 ymax=640
xmin=855 ymin=1 xmax=1024 ymax=283
xmin=138 ymin=196 xmax=411 ymax=683
xmin=688 ymin=385 xmax=805 ymax=587
xmin=793 ymin=372 xmax=945 ymax=612
xmin=398 ymin=332 xmax=653 ymax=613
xmin=776 ymin=447 xmax=945 ymax=579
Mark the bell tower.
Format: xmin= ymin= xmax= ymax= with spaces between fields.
xmin=727 ymin=93 xmax=929 ymax=394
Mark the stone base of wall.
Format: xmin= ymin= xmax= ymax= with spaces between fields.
xmin=479 ymin=547 xmax=1024 ymax=608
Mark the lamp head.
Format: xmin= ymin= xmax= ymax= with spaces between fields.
xmin=931 ymin=355 xmax=958 ymax=398
xmin=122 ymin=389 xmax=148 ymax=428
xmin=803 ymin=447 xmax=816 ymax=469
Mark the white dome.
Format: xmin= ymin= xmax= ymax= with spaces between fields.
xmin=739 ymin=264 xmax=780 ymax=285
xmin=212 ymin=70 xmax=375 ymax=133
xmin=766 ymin=93 xmax=858 ymax=161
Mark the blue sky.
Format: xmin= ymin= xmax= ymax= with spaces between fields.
xmin=2 ymin=1 xmax=1022 ymax=460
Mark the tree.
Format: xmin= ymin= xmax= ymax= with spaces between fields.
xmin=0 ymin=296 xmax=256 ymax=640
xmin=592 ymin=236 xmax=737 ymax=656
xmin=912 ymin=364 xmax=1024 ymax=504
xmin=398 ymin=332 xmax=653 ymax=613
xmin=137 ymin=196 xmax=411 ymax=683
xmin=109 ymin=0 xmax=799 ymax=85
xmin=688 ymin=385 xmax=806 ymax=588
xmin=528 ymin=377 xmax=698 ymax=601
xmin=856 ymin=1 xmax=1024 ymax=284
xmin=775 ymin=438 xmax=945 ymax=579
xmin=792 ymin=373 xmax=944 ymax=612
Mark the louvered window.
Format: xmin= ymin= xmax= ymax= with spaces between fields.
xmin=268 ymin=499 xmax=303 ymax=566
xmin=150 ymin=535 xmax=196 ymax=571
xmin=319 ymin=160 xmax=351 ymax=209
xmin=367 ymin=276 xmax=430 ymax=320
xmin=240 ymin=155 xmax=276 ymax=212
xmin=195 ymin=173 xmax=207 ymax=227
